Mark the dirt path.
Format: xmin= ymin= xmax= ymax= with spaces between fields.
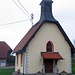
xmin=0 ymin=66 xmax=15 ymax=69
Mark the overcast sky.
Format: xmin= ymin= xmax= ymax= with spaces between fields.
xmin=0 ymin=0 xmax=75 ymax=49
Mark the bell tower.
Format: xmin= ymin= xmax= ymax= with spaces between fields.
xmin=40 ymin=0 xmax=57 ymax=22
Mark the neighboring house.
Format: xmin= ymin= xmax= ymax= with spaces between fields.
xmin=14 ymin=0 xmax=75 ymax=74
xmin=0 ymin=41 xmax=12 ymax=66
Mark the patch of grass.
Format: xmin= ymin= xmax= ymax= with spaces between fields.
xmin=72 ymin=62 xmax=75 ymax=74
xmin=0 ymin=68 xmax=15 ymax=75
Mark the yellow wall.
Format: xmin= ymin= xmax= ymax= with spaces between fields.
xmin=15 ymin=23 xmax=71 ymax=74
xmin=15 ymin=54 xmax=23 ymax=73
xmin=27 ymin=23 xmax=71 ymax=73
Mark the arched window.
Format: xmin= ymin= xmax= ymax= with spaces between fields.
xmin=46 ymin=41 xmax=54 ymax=52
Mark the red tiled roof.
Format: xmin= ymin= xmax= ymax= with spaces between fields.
xmin=0 ymin=41 xmax=11 ymax=59
xmin=14 ymin=21 xmax=43 ymax=53
xmin=41 ymin=52 xmax=63 ymax=59
xmin=14 ymin=21 xmax=75 ymax=53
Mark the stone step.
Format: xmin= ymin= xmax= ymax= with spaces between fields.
xmin=45 ymin=73 xmax=59 ymax=75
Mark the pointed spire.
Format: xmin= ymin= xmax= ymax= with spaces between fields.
xmin=40 ymin=0 xmax=57 ymax=22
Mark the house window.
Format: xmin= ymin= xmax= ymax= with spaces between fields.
xmin=21 ymin=53 xmax=23 ymax=66
xmin=46 ymin=41 xmax=54 ymax=52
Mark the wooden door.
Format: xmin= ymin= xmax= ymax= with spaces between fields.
xmin=45 ymin=59 xmax=53 ymax=73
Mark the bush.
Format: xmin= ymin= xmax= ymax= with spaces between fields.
xmin=72 ymin=58 xmax=75 ymax=74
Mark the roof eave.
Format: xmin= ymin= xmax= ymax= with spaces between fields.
xmin=14 ymin=20 xmax=75 ymax=53
xmin=55 ymin=21 xmax=75 ymax=52
xmin=41 ymin=20 xmax=75 ymax=52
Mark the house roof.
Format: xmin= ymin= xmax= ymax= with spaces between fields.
xmin=14 ymin=0 xmax=75 ymax=53
xmin=41 ymin=52 xmax=63 ymax=59
xmin=0 ymin=41 xmax=11 ymax=59
xmin=14 ymin=20 xmax=75 ymax=53
xmin=14 ymin=21 xmax=43 ymax=53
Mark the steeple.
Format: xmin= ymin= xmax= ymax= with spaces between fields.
xmin=40 ymin=0 xmax=57 ymax=22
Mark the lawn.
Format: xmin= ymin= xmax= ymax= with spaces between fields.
xmin=0 ymin=67 xmax=15 ymax=75
xmin=0 ymin=64 xmax=74 ymax=75
xmin=72 ymin=62 xmax=75 ymax=74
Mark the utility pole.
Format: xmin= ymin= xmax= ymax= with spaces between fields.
xmin=31 ymin=13 xmax=34 ymax=26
